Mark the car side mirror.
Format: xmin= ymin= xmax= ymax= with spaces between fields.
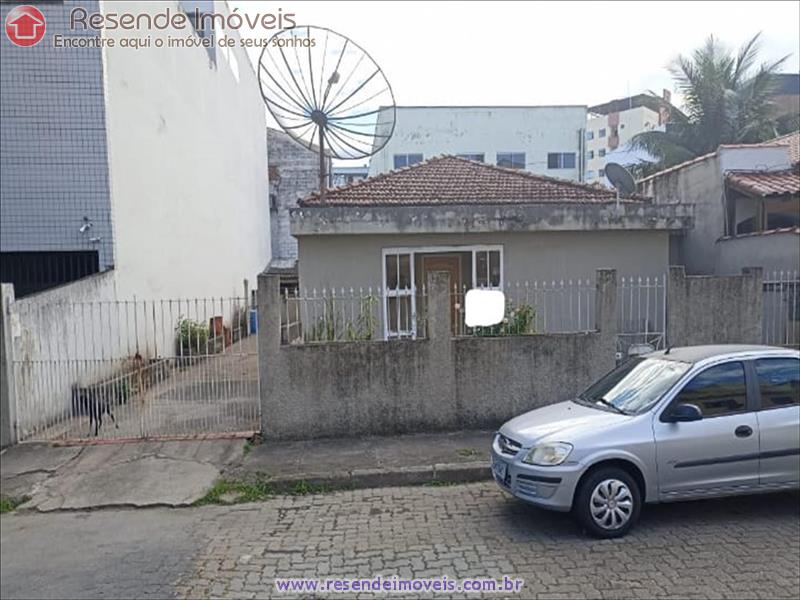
xmin=663 ymin=403 xmax=702 ymax=423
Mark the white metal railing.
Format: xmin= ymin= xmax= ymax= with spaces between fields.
xmin=281 ymin=287 xmax=409 ymax=343
xmin=762 ymin=271 xmax=800 ymax=348
xmin=10 ymin=296 xmax=259 ymax=442
xmin=617 ymin=274 xmax=668 ymax=356
xmin=453 ymin=278 xmax=596 ymax=336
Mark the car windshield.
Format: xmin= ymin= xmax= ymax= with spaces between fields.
xmin=577 ymin=357 xmax=691 ymax=415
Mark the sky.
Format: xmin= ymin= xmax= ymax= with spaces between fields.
xmin=231 ymin=0 xmax=800 ymax=109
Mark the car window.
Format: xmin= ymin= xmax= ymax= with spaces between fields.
xmin=579 ymin=357 xmax=691 ymax=415
xmin=755 ymin=358 xmax=800 ymax=409
xmin=673 ymin=361 xmax=747 ymax=418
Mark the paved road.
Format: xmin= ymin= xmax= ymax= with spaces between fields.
xmin=2 ymin=483 xmax=799 ymax=599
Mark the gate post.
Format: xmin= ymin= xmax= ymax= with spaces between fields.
xmin=1 ymin=284 xmax=18 ymax=447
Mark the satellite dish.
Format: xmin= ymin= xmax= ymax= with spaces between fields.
xmin=258 ymin=26 xmax=396 ymax=200
xmin=604 ymin=162 xmax=637 ymax=199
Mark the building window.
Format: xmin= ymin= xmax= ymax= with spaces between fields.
xmin=587 ymin=150 xmax=594 ymax=160
xmin=598 ymin=128 xmax=606 ymax=138
xmin=496 ymin=152 xmax=525 ymax=169
xmin=393 ymin=153 xmax=423 ymax=169
xmin=456 ymin=153 xmax=485 ymax=162
xmin=598 ymin=149 xmax=606 ymax=157
xmin=586 ymin=131 xmax=594 ymax=141
xmin=384 ymin=253 xmax=415 ymax=338
xmin=599 ymin=168 xmax=605 ymax=178
xmin=181 ymin=1 xmax=216 ymax=65
xmin=547 ymin=153 xmax=577 ymax=169
xmin=474 ymin=250 xmax=501 ymax=288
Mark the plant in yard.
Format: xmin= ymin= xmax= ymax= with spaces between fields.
xmin=627 ymin=33 xmax=789 ymax=178
xmin=176 ymin=317 xmax=209 ymax=356
xmin=345 ymin=295 xmax=378 ymax=341
xmin=474 ymin=301 xmax=536 ymax=336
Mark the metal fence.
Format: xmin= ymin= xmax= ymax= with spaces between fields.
xmin=281 ymin=286 xmax=430 ymax=343
xmin=11 ymin=296 xmax=259 ymax=442
xmin=762 ymin=271 xmax=800 ymax=348
xmin=617 ymin=274 xmax=668 ymax=358
xmin=280 ymin=275 xmax=670 ymax=346
xmin=452 ymin=279 xmax=596 ymax=336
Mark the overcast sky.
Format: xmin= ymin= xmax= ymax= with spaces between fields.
xmin=232 ymin=0 xmax=799 ymax=109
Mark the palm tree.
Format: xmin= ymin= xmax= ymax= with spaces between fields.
xmin=627 ymin=33 xmax=790 ymax=177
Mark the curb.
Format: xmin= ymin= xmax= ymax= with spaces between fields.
xmin=241 ymin=461 xmax=491 ymax=493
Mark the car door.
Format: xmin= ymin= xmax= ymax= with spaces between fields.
xmin=753 ymin=357 xmax=800 ymax=487
xmin=653 ymin=360 xmax=760 ymax=499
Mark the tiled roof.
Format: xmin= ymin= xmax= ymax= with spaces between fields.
xmin=301 ymin=156 xmax=625 ymax=207
xmin=726 ymin=168 xmax=800 ymax=197
xmin=637 ymin=131 xmax=800 ymax=184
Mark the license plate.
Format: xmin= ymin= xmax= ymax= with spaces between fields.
xmin=492 ymin=457 xmax=508 ymax=481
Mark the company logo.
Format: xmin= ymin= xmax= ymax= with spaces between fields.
xmin=5 ymin=5 xmax=46 ymax=47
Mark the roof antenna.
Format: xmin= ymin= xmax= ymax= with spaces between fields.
xmin=605 ymin=162 xmax=636 ymax=208
xmin=257 ymin=26 xmax=397 ymax=202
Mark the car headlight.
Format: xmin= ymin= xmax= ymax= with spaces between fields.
xmin=522 ymin=442 xmax=573 ymax=466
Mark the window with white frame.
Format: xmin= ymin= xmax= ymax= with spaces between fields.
xmin=384 ymin=253 xmax=415 ymax=338
xmin=456 ymin=153 xmax=485 ymax=162
xmin=474 ymin=249 xmax=501 ymax=288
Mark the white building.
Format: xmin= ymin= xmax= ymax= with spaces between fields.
xmin=585 ymin=93 xmax=672 ymax=185
xmin=368 ymin=106 xmax=587 ymax=181
xmin=1 ymin=1 xmax=270 ymax=300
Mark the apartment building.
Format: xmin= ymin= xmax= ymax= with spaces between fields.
xmin=585 ymin=92 xmax=672 ymax=184
xmin=368 ymin=106 xmax=587 ymax=182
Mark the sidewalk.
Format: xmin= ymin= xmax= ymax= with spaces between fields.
xmin=233 ymin=430 xmax=494 ymax=491
xmin=1 ymin=431 xmax=494 ymax=511
xmin=1 ymin=439 xmax=243 ymax=511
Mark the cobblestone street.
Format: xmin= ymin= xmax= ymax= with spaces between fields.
xmin=2 ymin=483 xmax=799 ymax=599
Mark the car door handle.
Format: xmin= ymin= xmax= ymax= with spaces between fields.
xmin=735 ymin=425 xmax=753 ymax=438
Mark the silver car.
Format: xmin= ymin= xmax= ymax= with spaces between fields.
xmin=491 ymin=345 xmax=800 ymax=538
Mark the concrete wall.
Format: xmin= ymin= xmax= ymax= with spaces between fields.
xmin=639 ymin=155 xmax=724 ymax=275
xmin=101 ymin=1 xmax=270 ymax=300
xmin=296 ymin=230 xmax=670 ymax=292
xmin=0 ymin=0 xmax=114 ymax=268
xmin=639 ymin=146 xmax=794 ymax=275
xmin=368 ymin=106 xmax=587 ymax=181
xmin=267 ymin=129 xmax=320 ymax=268
xmin=6 ymin=270 xmax=122 ymax=439
xmin=258 ymin=269 xmax=618 ymax=440
xmin=666 ymin=266 xmax=763 ymax=347
xmin=715 ymin=231 xmax=800 ymax=275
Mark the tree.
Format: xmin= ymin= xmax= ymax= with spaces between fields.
xmin=627 ymin=33 xmax=790 ymax=178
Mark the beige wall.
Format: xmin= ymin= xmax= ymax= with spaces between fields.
xmin=296 ymin=230 xmax=670 ymax=290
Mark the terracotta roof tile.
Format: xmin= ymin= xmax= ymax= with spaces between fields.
xmin=726 ymin=168 xmax=800 ymax=197
xmin=301 ymin=156 xmax=628 ymax=207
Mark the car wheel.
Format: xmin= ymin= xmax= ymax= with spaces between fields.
xmin=574 ymin=467 xmax=641 ymax=538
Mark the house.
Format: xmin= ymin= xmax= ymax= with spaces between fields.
xmin=585 ymin=91 xmax=674 ymax=185
xmin=0 ymin=0 xmax=269 ymax=299
xmin=638 ymin=132 xmax=799 ymax=275
xmin=367 ymin=106 xmax=588 ymax=182
xmin=291 ymin=156 xmax=691 ymax=338
xmin=267 ymin=128 xmax=326 ymax=289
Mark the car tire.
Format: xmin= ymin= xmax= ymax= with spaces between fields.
xmin=573 ymin=467 xmax=641 ymax=538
